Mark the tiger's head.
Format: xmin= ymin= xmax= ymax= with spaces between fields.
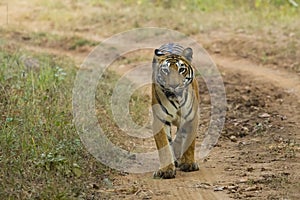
xmin=152 ymin=47 xmax=194 ymax=96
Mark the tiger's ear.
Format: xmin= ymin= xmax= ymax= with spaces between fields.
xmin=154 ymin=49 xmax=165 ymax=56
xmin=182 ymin=47 xmax=193 ymax=62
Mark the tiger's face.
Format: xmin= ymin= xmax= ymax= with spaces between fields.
xmin=153 ymin=48 xmax=194 ymax=96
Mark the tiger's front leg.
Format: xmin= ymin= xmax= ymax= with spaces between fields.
xmin=152 ymin=115 xmax=176 ymax=179
xmin=178 ymin=138 xmax=199 ymax=172
xmin=175 ymin=116 xmax=199 ymax=172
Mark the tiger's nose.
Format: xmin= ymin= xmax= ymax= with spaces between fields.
xmin=169 ymin=83 xmax=180 ymax=89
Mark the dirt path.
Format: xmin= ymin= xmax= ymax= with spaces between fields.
xmin=114 ymin=170 xmax=232 ymax=200
xmin=105 ymin=53 xmax=300 ymax=199
xmin=14 ymin=40 xmax=299 ymax=199
xmin=213 ymin=55 xmax=300 ymax=100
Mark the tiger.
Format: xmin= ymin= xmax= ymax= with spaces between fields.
xmin=152 ymin=43 xmax=200 ymax=179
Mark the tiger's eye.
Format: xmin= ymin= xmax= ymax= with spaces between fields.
xmin=178 ymin=68 xmax=186 ymax=74
xmin=161 ymin=68 xmax=169 ymax=74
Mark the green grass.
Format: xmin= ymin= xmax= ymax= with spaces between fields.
xmin=0 ymin=36 xmax=152 ymax=198
xmin=77 ymin=1 xmax=300 ymax=72
xmin=5 ymin=0 xmax=299 ymax=73
xmin=12 ymin=31 xmax=98 ymax=51
xmin=0 ymin=47 xmax=151 ymax=198
xmin=0 ymin=49 xmax=111 ymax=199
xmin=20 ymin=0 xmax=299 ymax=35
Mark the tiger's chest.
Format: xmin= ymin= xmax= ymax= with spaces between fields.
xmin=162 ymin=86 xmax=195 ymax=125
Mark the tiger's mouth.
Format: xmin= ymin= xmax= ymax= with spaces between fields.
xmin=165 ymin=90 xmax=175 ymax=97
xmin=163 ymin=87 xmax=184 ymax=98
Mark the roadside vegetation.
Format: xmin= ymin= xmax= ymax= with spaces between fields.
xmin=0 ymin=49 xmax=114 ymax=199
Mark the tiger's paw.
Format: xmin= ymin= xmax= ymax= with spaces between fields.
xmin=153 ymin=164 xmax=176 ymax=179
xmin=179 ymin=162 xmax=199 ymax=172
xmin=153 ymin=169 xmax=176 ymax=179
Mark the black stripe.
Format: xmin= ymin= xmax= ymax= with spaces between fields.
xmin=159 ymin=43 xmax=184 ymax=55
xmin=168 ymin=137 xmax=172 ymax=143
xmin=185 ymin=68 xmax=194 ymax=85
xmin=155 ymin=113 xmax=171 ymax=126
xmin=155 ymin=89 xmax=173 ymax=117
xmin=190 ymin=67 xmax=194 ymax=79
xmin=169 ymin=100 xmax=177 ymax=109
xmin=183 ymin=97 xmax=194 ymax=119
xmin=179 ymin=90 xmax=189 ymax=108
xmin=185 ymin=110 xmax=197 ymax=123
xmin=163 ymin=89 xmax=178 ymax=109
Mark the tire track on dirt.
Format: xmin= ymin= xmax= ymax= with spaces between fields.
xmin=212 ymin=55 xmax=300 ymax=100
xmin=128 ymin=168 xmax=231 ymax=200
